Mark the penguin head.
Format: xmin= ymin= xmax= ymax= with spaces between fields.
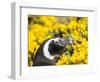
xmin=48 ymin=37 xmax=74 ymax=56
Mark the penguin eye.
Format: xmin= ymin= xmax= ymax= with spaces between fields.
xmin=54 ymin=41 xmax=58 ymax=44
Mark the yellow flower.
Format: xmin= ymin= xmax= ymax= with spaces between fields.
xmin=68 ymin=20 xmax=78 ymax=29
xmin=28 ymin=41 xmax=38 ymax=53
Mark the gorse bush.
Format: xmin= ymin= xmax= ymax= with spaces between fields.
xmin=28 ymin=16 xmax=88 ymax=66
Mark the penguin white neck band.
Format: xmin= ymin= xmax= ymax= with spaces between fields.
xmin=43 ymin=39 xmax=57 ymax=60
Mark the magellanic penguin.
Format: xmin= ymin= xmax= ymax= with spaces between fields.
xmin=33 ymin=37 xmax=74 ymax=66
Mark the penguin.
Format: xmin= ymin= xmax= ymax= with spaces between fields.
xmin=33 ymin=37 xmax=74 ymax=66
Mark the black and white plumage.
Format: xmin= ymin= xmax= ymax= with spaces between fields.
xmin=33 ymin=37 xmax=74 ymax=66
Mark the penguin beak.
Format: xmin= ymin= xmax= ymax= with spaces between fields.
xmin=62 ymin=38 xmax=74 ymax=45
